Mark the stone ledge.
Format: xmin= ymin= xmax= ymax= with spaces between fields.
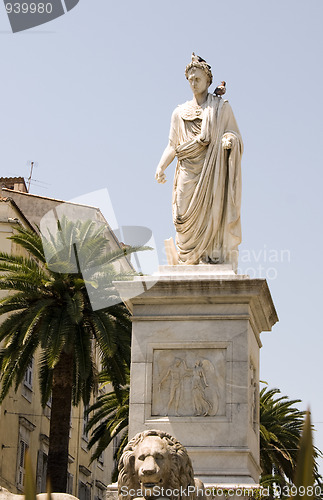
xmin=116 ymin=277 xmax=278 ymax=333
xmin=157 ymin=264 xmax=237 ymax=276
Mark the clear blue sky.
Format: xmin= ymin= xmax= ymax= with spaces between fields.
xmin=1 ymin=0 xmax=323 ymax=473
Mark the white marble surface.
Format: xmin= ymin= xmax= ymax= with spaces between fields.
xmin=157 ymin=264 xmax=237 ymax=276
xmin=155 ymin=54 xmax=243 ymax=269
xmin=126 ymin=271 xmax=277 ymax=483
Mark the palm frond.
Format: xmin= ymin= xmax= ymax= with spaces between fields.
xmin=86 ymin=383 xmax=129 ymax=465
xmin=260 ymin=386 xmax=323 ymax=487
xmin=9 ymin=226 xmax=46 ymax=263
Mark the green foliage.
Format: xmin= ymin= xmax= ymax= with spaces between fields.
xmin=293 ymin=411 xmax=315 ymax=500
xmin=86 ymin=370 xmax=129 ymax=480
xmin=260 ymin=387 xmax=322 ymax=490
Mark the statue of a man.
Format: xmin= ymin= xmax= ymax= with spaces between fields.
xmin=155 ymin=54 xmax=243 ymax=270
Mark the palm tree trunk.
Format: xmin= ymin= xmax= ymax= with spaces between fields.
xmin=47 ymin=351 xmax=74 ymax=492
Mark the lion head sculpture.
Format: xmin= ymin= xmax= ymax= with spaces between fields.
xmin=118 ymin=430 xmax=204 ymax=500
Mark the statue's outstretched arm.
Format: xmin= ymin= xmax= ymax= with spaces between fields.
xmin=155 ymin=143 xmax=176 ymax=184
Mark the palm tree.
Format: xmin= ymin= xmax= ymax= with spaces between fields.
xmin=0 ymin=218 xmax=140 ymax=492
xmin=260 ymin=386 xmax=322 ymax=488
xmin=86 ymin=370 xmax=129 ymax=481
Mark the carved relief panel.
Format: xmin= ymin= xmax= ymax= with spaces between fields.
xmin=151 ymin=348 xmax=226 ymax=417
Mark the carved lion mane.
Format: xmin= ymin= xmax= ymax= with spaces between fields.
xmin=118 ymin=430 xmax=199 ymax=500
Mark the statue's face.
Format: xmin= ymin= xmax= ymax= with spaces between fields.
xmin=187 ymin=67 xmax=210 ymax=96
xmin=134 ymin=436 xmax=172 ymax=494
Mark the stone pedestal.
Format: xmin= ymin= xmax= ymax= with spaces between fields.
xmin=116 ymin=265 xmax=278 ymax=485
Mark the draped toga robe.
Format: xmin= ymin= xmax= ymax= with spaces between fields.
xmin=169 ymin=93 xmax=243 ymax=270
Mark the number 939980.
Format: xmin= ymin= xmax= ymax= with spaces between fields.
xmin=5 ymin=2 xmax=53 ymax=14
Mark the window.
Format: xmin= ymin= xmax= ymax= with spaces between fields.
xmin=42 ymin=394 xmax=52 ymax=418
xmin=94 ymin=486 xmax=104 ymax=500
xmin=113 ymin=435 xmax=122 ymax=472
xmin=82 ymin=405 xmax=89 ymax=441
xmin=17 ymin=417 xmax=35 ymax=490
xmin=17 ymin=439 xmax=29 ymax=489
xmin=24 ymin=359 xmax=33 ymax=390
xmin=94 ymin=480 xmax=106 ymax=500
xmin=79 ymin=481 xmax=91 ymax=500
xmin=22 ymin=359 xmax=34 ymax=401
xmin=67 ymin=472 xmax=74 ymax=495
xmin=69 ymin=411 xmax=72 ymax=438
xmin=36 ymin=450 xmax=48 ymax=493
xmin=97 ymin=451 xmax=104 ymax=466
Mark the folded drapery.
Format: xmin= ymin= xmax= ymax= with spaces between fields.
xmin=170 ymin=94 xmax=243 ymax=269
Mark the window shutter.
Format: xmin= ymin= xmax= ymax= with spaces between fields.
xmin=17 ymin=440 xmax=28 ymax=488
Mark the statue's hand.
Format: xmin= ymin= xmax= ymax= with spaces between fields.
xmin=222 ymin=133 xmax=236 ymax=150
xmin=222 ymin=136 xmax=232 ymax=150
xmin=155 ymin=166 xmax=167 ymax=184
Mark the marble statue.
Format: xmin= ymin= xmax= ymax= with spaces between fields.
xmin=118 ymin=430 xmax=204 ymax=500
xmin=155 ymin=54 xmax=243 ymax=270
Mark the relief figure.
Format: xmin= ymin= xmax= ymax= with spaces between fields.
xmin=158 ymin=358 xmax=191 ymax=416
xmin=192 ymin=360 xmax=213 ymax=416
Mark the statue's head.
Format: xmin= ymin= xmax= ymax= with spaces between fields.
xmin=185 ymin=53 xmax=213 ymax=87
xmin=118 ymin=429 xmax=196 ymax=500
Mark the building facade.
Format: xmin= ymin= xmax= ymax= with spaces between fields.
xmin=0 ymin=179 xmax=129 ymax=497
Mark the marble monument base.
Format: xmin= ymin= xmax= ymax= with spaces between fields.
xmin=115 ymin=265 xmax=278 ymax=484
